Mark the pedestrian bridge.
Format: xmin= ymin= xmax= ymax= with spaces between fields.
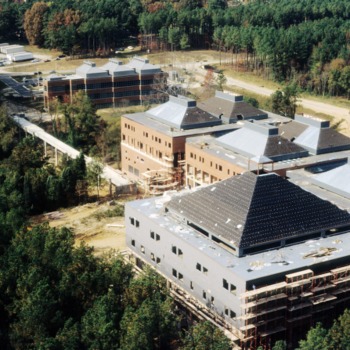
xmin=11 ymin=115 xmax=134 ymax=193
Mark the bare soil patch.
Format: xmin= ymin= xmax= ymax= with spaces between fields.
xmin=31 ymin=201 xmax=127 ymax=256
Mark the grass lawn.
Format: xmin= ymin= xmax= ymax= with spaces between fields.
xmin=97 ymin=105 xmax=145 ymax=124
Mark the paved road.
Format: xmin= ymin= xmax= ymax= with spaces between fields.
xmin=11 ymin=115 xmax=131 ymax=188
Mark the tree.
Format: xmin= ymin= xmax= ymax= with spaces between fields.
xmin=87 ymin=160 xmax=103 ymax=199
xmin=180 ymin=321 xmax=231 ymax=350
xmin=120 ymin=268 xmax=178 ymax=350
xmin=244 ymin=96 xmax=259 ymax=108
xmin=271 ymin=83 xmax=299 ymax=119
xmin=297 ymin=323 xmax=328 ymax=350
xmin=272 ymin=340 xmax=287 ymax=350
xmin=216 ymin=71 xmax=227 ymax=91
xmin=0 ymin=105 xmax=18 ymax=159
xmin=23 ymin=2 xmax=49 ymax=46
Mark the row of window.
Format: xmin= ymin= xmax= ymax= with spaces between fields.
xmin=196 ymin=262 xmax=208 ymax=275
xmin=131 ymin=239 xmax=162 ymax=265
xmin=129 ymin=237 xmax=237 ymax=319
xmin=128 ymin=165 xmax=140 ymax=177
xmin=115 ymin=90 xmax=139 ymax=97
xmin=150 ymin=231 xmax=160 ymax=241
xmin=129 ymin=217 xmax=140 ymax=227
xmin=172 ymin=245 xmax=183 ymax=256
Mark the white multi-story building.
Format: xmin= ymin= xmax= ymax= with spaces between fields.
xmin=126 ymin=172 xmax=350 ymax=349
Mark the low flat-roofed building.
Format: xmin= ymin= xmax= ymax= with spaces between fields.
xmin=43 ymin=57 xmax=166 ymax=109
xmin=185 ymin=121 xmax=308 ymax=187
xmin=126 ymin=172 xmax=350 ymax=349
xmin=121 ymin=95 xmax=238 ymax=192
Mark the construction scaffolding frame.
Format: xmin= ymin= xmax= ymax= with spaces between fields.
xmin=239 ymin=264 xmax=350 ymax=349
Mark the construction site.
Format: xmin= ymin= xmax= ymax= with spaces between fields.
xmin=238 ymin=263 xmax=350 ymax=349
xmin=125 ymin=172 xmax=350 ymax=350
xmin=141 ymin=152 xmax=185 ymax=194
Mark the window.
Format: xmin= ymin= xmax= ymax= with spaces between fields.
xmin=202 ymin=290 xmax=206 ymax=300
xmin=179 ymin=273 xmax=183 ymax=282
xmin=130 ymin=217 xmax=135 ymax=225
xmin=156 ymin=234 xmax=160 ymax=241
xmin=131 ymin=239 xmax=135 ymax=247
xmin=156 ymin=257 xmax=161 ymax=265
xmin=178 ymin=249 xmax=183 ymax=257
xmin=219 ymin=165 xmax=222 ymax=171
xmin=150 ymin=231 xmax=155 ymax=239
xmin=225 ymin=308 xmax=229 ymax=316
xmin=203 ymin=267 xmax=208 ymax=275
xmin=190 ymin=281 xmax=194 ymax=290
xmin=172 ymin=269 xmax=178 ymax=278
xmin=172 ymin=246 xmax=177 ymax=254
xmin=196 ymin=263 xmax=202 ymax=271
xmin=230 ymin=284 xmax=236 ymax=294
xmin=211 ymin=296 xmax=215 ymax=303
xmin=141 ymin=245 xmax=145 ymax=254
xmin=230 ymin=310 xmax=236 ymax=319
xmin=223 ymin=279 xmax=229 ymax=290
xmin=151 ymin=253 xmax=155 ymax=261
xmin=135 ymin=220 xmax=140 ymax=228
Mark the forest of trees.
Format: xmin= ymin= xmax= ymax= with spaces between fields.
xmin=0 ymin=101 xmax=232 ymax=349
xmin=1 ymin=0 xmax=350 ymax=97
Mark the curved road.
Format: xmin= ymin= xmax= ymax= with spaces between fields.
xmin=194 ymin=66 xmax=350 ymax=135
xmin=227 ymin=76 xmax=350 ymax=123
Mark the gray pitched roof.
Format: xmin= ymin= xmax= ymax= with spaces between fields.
xmin=198 ymin=91 xmax=267 ymax=123
xmin=215 ymin=122 xmax=308 ymax=161
xmin=166 ymin=172 xmax=350 ymax=255
xmin=313 ymin=163 xmax=350 ymax=199
xmin=147 ymin=95 xmax=222 ymax=130
xmin=279 ymin=116 xmax=350 ymax=155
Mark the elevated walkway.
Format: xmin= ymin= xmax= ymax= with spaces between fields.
xmin=11 ymin=115 xmax=132 ymax=189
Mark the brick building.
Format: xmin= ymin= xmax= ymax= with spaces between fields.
xmin=43 ymin=57 xmax=166 ymax=110
xmin=121 ymin=95 xmax=237 ymax=193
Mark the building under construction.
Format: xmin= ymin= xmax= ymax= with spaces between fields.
xmin=121 ymin=95 xmax=238 ymax=193
xmin=125 ymin=172 xmax=350 ymax=349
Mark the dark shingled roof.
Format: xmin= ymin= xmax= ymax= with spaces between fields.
xmin=166 ymin=173 xmax=350 ymax=254
xmin=198 ymin=98 xmax=267 ymax=122
xmin=317 ymin=128 xmax=350 ymax=152
xmin=264 ymin=136 xmax=308 ymax=159
xmin=279 ymin=120 xmax=350 ymax=154
xmin=279 ymin=121 xmax=308 ymax=140
xmin=180 ymin=107 xmax=222 ymax=129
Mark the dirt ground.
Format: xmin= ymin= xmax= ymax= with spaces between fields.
xmin=33 ymin=200 xmax=127 ymax=256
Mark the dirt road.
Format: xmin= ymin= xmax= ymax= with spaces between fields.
xmin=227 ymin=76 xmax=350 ymax=122
xmin=194 ymin=67 xmax=350 ymax=135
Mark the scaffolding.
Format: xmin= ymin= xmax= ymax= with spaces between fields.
xmin=142 ymin=152 xmax=185 ymax=194
xmin=238 ymin=264 xmax=350 ymax=349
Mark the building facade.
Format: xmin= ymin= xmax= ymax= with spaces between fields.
xmin=43 ymin=57 xmax=166 ymax=109
xmin=125 ymin=172 xmax=350 ymax=349
xmin=121 ymin=95 xmax=237 ymax=192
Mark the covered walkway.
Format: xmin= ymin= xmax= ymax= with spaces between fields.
xmin=11 ymin=115 xmax=132 ymax=189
